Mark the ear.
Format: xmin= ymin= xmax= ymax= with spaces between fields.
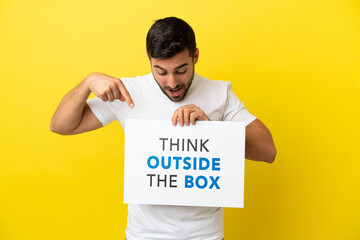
xmin=193 ymin=48 xmax=199 ymax=64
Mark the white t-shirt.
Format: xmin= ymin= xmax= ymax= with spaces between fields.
xmin=87 ymin=73 xmax=257 ymax=240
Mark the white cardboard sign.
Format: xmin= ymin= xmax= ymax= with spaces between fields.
xmin=124 ymin=119 xmax=245 ymax=208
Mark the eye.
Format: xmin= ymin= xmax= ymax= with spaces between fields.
xmin=176 ymin=70 xmax=187 ymax=74
xmin=158 ymin=71 xmax=167 ymax=76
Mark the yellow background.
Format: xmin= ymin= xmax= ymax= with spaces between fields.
xmin=1 ymin=0 xmax=359 ymax=239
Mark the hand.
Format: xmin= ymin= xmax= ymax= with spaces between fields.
xmin=172 ymin=104 xmax=210 ymax=126
xmin=83 ymin=72 xmax=134 ymax=108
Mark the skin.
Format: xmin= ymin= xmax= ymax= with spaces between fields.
xmin=149 ymin=48 xmax=210 ymax=126
xmin=50 ymin=48 xmax=276 ymax=163
xmin=150 ymin=48 xmax=198 ymax=103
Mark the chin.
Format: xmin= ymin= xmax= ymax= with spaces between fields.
xmin=168 ymin=95 xmax=184 ymax=102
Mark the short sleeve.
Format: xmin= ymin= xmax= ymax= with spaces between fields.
xmin=222 ymin=82 xmax=257 ymax=126
xmin=87 ymin=97 xmax=117 ymax=126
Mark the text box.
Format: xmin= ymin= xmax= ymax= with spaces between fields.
xmin=124 ymin=119 xmax=245 ymax=208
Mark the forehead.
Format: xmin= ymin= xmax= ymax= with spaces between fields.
xmin=151 ymin=49 xmax=192 ymax=69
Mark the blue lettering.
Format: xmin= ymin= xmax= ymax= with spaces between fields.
xmin=195 ymin=176 xmax=208 ymax=189
xmin=173 ymin=156 xmax=182 ymax=169
xmin=147 ymin=156 xmax=159 ymax=169
xmin=199 ymin=157 xmax=210 ymax=170
xmin=161 ymin=156 xmax=171 ymax=169
xmin=212 ymin=158 xmax=220 ymax=171
xmin=185 ymin=175 xmax=194 ymax=188
xmin=209 ymin=176 xmax=220 ymax=189
xmin=183 ymin=157 xmax=191 ymax=170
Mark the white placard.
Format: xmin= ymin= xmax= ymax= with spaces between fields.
xmin=124 ymin=119 xmax=245 ymax=208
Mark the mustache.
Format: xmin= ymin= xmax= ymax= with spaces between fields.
xmin=165 ymin=85 xmax=183 ymax=90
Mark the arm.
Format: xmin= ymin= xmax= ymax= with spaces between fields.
xmin=50 ymin=72 xmax=134 ymax=135
xmin=245 ymin=119 xmax=276 ymax=163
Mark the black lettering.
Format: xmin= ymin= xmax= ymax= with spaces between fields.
xmin=170 ymin=175 xmax=177 ymax=188
xmin=170 ymin=138 xmax=179 ymax=151
xmin=157 ymin=174 xmax=167 ymax=187
xmin=159 ymin=138 xmax=168 ymax=151
xmin=187 ymin=139 xmax=197 ymax=152
xmin=200 ymin=139 xmax=209 ymax=152
xmin=147 ymin=174 xmax=156 ymax=187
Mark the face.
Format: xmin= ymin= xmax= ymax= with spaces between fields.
xmin=149 ymin=48 xmax=199 ymax=102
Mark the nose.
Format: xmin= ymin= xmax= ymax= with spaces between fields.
xmin=167 ymin=74 xmax=178 ymax=88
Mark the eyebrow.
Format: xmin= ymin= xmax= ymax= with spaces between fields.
xmin=154 ymin=63 xmax=189 ymax=71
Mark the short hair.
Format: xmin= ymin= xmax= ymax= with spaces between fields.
xmin=146 ymin=17 xmax=196 ymax=59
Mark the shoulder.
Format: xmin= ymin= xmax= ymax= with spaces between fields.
xmin=121 ymin=73 xmax=152 ymax=86
xmin=193 ymin=73 xmax=232 ymax=95
xmin=120 ymin=73 xmax=156 ymax=94
xmin=195 ymin=74 xmax=230 ymax=86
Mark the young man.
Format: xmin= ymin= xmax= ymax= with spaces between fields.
xmin=51 ymin=17 xmax=276 ymax=240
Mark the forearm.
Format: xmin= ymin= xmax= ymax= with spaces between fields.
xmin=245 ymin=120 xmax=277 ymax=163
xmin=50 ymin=80 xmax=91 ymax=134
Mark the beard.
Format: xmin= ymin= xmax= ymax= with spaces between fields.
xmin=153 ymin=70 xmax=194 ymax=102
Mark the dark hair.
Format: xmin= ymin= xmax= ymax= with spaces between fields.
xmin=146 ymin=17 xmax=196 ymax=59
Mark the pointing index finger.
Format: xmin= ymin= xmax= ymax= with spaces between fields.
xmin=117 ymin=79 xmax=134 ymax=108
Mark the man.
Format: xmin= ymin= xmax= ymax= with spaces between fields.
xmin=51 ymin=17 xmax=276 ymax=240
